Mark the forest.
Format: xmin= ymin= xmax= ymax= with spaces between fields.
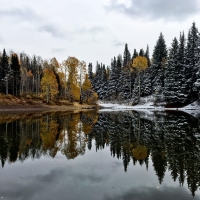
xmin=0 ymin=22 xmax=200 ymax=107
xmin=89 ymin=22 xmax=200 ymax=106
xmin=0 ymin=51 xmax=97 ymax=105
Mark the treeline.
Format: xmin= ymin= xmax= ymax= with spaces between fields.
xmin=0 ymin=51 xmax=97 ymax=104
xmin=89 ymin=22 xmax=200 ymax=106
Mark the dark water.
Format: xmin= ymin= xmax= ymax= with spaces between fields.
xmin=0 ymin=110 xmax=200 ymax=200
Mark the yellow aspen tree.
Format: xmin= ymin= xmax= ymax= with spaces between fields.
xmin=41 ymin=68 xmax=58 ymax=103
xmin=64 ymin=57 xmax=80 ymax=101
xmin=82 ymin=74 xmax=98 ymax=104
xmin=77 ymin=61 xmax=86 ymax=104
xmin=132 ymin=56 xmax=148 ymax=100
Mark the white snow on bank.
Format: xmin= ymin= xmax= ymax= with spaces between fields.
xmin=99 ymin=98 xmax=200 ymax=117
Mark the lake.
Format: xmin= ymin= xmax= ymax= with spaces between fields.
xmin=0 ymin=110 xmax=200 ymax=200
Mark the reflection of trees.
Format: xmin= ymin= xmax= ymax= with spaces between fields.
xmin=88 ymin=111 xmax=200 ymax=196
xmin=1 ymin=111 xmax=200 ymax=196
xmin=0 ymin=112 xmax=97 ymax=166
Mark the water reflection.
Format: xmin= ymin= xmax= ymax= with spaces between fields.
xmin=0 ymin=110 xmax=200 ymax=197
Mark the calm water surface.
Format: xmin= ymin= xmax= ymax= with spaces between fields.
xmin=0 ymin=110 xmax=200 ymax=200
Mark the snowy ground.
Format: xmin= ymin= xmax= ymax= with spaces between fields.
xmin=99 ymin=97 xmax=200 ymax=118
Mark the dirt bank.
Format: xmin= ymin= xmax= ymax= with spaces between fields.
xmin=0 ymin=102 xmax=98 ymax=113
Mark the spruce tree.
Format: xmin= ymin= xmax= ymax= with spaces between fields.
xmin=99 ymin=64 xmax=108 ymax=100
xmin=120 ymin=44 xmax=132 ymax=101
xmin=123 ymin=43 xmax=131 ymax=67
xmin=185 ymin=22 xmax=199 ymax=102
xmin=164 ymin=37 xmax=179 ymax=104
xmin=139 ymin=49 xmax=144 ymax=57
xmin=88 ymin=63 xmax=93 ymax=84
xmin=176 ymin=32 xmax=188 ymax=104
xmin=144 ymin=45 xmax=151 ymax=67
xmin=143 ymin=66 xmax=152 ymax=96
xmin=193 ymin=33 xmax=200 ymax=98
xmin=132 ymin=49 xmax=138 ymax=61
xmin=10 ymin=53 xmax=21 ymax=96
xmin=152 ymin=33 xmax=167 ymax=100
xmin=107 ymin=57 xmax=118 ymax=100
xmin=0 ymin=49 xmax=9 ymax=94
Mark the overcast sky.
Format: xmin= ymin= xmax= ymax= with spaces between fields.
xmin=1 ymin=0 xmax=200 ymax=67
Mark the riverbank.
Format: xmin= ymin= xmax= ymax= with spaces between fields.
xmin=0 ymin=94 xmax=98 ymax=113
xmin=0 ymin=103 xmax=98 ymax=113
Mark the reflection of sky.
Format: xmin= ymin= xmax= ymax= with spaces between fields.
xmin=0 ymin=142 xmax=200 ymax=200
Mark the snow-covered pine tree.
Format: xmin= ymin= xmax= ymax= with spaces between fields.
xmin=185 ymin=22 xmax=199 ymax=102
xmin=123 ymin=43 xmax=131 ymax=67
xmin=106 ymin=57 xmax=118 ymax=101
xmin=144 ymin=45 xmax=151 ymax=67
xmin=119 ymin=44 xmax=132 ymax=101
xmin=143 ymin=66 xmax=152 ymax=96
xmin=164 ymin=37 xmax=179 ymax=105
xmin=116 ymin=55 xmax=122 ymax=97
xmin=176 ymin=32 xmax=189 ymax=104
xmin=88 ymin=63 xmax=93 ymax=85
xmin=92 ymin=62 xmax=102 ymax=97
xmin=98 ymin=64 xmax=108 ymax=100
xmin=152 ymin=33 xmax=167 ymax=102
xmin=141 ymin=45 xmax=151 ymax=97
xmin=193 ymin=32 xmax=200 ymax=98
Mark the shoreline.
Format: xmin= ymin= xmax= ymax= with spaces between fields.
xmin=0 ymin=103 xmax=99 ymax=113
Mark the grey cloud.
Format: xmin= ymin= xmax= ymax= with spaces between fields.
xmin=78 ymin=26 xmax=104 ymax=34
xmin=105 ymin=0 xmax=200 ymax=21
xmin=51 ymin=48 xmax=66 ymax=53
xmin=113 ymin=40 xmax=124 ymax=47
xmin=0 ymin=7 xmax=66 ymax=39
xmin=104 ymin=185 xmax=198 ymax=200
xmin=38 ymin=24 xmax=65 ymax=38
xmin=0 ymin=7 xmax=40 ymax=22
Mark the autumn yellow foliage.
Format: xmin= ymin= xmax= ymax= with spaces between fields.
xmin=41 ymin=68 xmax=58 ymax=102
xmin=132 ymin=56 xmax=148 ymax=72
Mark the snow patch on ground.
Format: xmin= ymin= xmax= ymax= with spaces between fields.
xmin=99 ymin=97 xmax=200 ymax=118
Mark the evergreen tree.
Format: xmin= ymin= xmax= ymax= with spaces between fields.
xmin=144 ymin=45 xmax=151 ymax=67
xmin=193 ymin=33 xmax=200 ymax=98
xmin=116 ymin=54 xmax=122 ymax=79
xmin=107 ymin=57 xmax=118 ymax=100
xmin=98 ymin=64 xmax=108 ymax=100
xmin=151 ymin=33 xmax=167 ymax=100
xmin=123 ymin=43 xmax=131 ymax=67
xmin=176 ymin=32 xmax=189 ymax=104
xmin=10 ymin=53 xmax=21 ymax=96
xmin=92 ymin=62 xmax=101 ymax=95
xmin=119 ymin=44 xmax=132 ymax=101
xmin=0 ymin=49 xmax=10 ymax=94
xmin=164 ymin=37 xmax=179 ymax=104
xmin=139 ymin=49 xmax=144 ymax=57
xmin=116 ymin=55 xmax=123 ymax=98
xmin=185 ymin=22 xmax=199 ymax=102
xmin=88 ymin=63 xmax=93 ymax=84
xmin=132 ymin=49 xmax=138 ymax=61
xmin=143 ymin=66 xmax=152 ymax=96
